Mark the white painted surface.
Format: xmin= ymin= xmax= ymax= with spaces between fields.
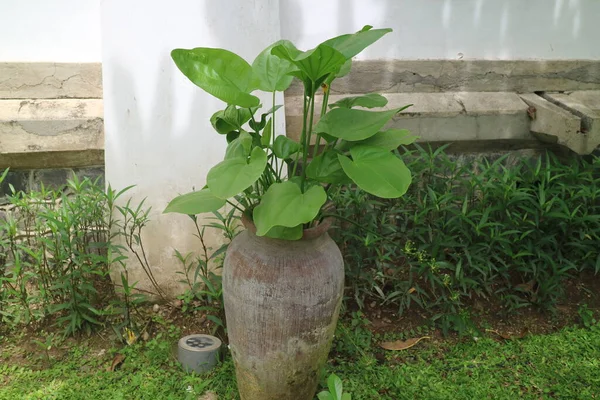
xmin=280 ymin=0 xmax=600 ymax=60
xmin=0 ymin=0 xmax=101 ymax=62
xmin=101 ymin=0 xmax=285 ymax=293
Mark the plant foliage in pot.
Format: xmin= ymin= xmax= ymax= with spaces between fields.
xmin=164 ymin=26 xmax=416 ymax=400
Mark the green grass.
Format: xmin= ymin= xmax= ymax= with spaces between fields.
xmin=2 ymin=324 xmax=600 ymax=400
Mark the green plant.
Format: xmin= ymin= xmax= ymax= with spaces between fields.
xmin=578 ymin=303 xmax=597 ymax=328
xmin=175 ymin=209 xmax=240 ymax=337
xmin=318 ymin=373 xmax=351 ymax=400
xmin=332 ymin=147 xmax=600 ymax=334
xmin=0 ymin=177 xmax=150 ymax=336
xmin=163 ymin=26 xmax=416 ymax=239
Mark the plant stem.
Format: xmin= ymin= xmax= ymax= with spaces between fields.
xmin=292 ymin=94 xmax=309 ymax=178
xmin=301 ymin=83 xmax=316 ymax=191
xmin=225 ymin=200 xmax=244 ymax=214
xmin=312 ymin=86 xmax=331 ymax=159
xmin=271 ymin=90 xmax=280 ymax=180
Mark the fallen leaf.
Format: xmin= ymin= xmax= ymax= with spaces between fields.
xmin=379 ymin=336 xmax=431 ymax=351
xmin=408 ymin=287 xmax=416 ymax=294
xmin=107 ymin=353 xmax=125 ymax=372
xmin=486 ymin=327 xmax=529 ymax=341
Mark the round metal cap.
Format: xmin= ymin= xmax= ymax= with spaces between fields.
xmin=178 ymin=334 xmax=222 ymax=352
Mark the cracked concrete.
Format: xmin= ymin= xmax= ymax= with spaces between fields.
xmin=0 ymin=99 xmax=104 ymax=168
xmin=0 ymin=63 xmax=102 ymax=99
xmin=287 ymin=60 xmax=600 ymax=95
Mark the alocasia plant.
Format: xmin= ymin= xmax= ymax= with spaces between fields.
xmin=164 ymin=26 xmax=417 ymax=240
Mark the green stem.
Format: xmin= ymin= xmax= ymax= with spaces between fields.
xmin=271 ymin=90 xmax=279 ymax=181
xmin=292 ymin=94 xmax=309 ymax=178
xmin=301 ymin=83 xmax=316 ymax=191
xmin=226 ymin=200 xmax=244 ymax=214
xmin=312 ymin=87 xmax=331 ymax=159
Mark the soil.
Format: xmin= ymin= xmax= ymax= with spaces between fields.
xmin=2 ymin=271 xmax=599 ymax=371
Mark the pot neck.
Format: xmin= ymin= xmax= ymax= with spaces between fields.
xmin=241 ymin=213 xmax=334 ymax=241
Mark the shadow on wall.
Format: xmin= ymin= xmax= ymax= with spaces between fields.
xmin=279 ymin=0 xmax=598 ymax=60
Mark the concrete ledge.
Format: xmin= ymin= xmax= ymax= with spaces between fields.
xmin=287 ymin=60 xmax=600 ymax=95
xmin=285 ymin=92 xmax=532 ymax=146
xmin=519 ymin=93 xmax=582 ymax=150
xmin=0 ymin=63 xmax=102 ymax=99
xmin=0 ymin=99 xmax=104 ymax=169
xmin=540 ymin=91 xmax=600 ymax=154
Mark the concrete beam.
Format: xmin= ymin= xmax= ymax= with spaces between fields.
xmin=287 ymin=60 xmax=600 ymax=95
xmin=519 ymin=93 xmax=583 ymax=151
xmin=285 ymin=92 xmax=532 ymax=147
xmin=541 ymin=91 xmax=600 ymax=154
xmin=0 ymin=99 xmax=104 ymax=169
xmin=0 ymin=63 xmax=102 ymax=99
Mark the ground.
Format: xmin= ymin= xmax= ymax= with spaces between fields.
xmin=1 ymin=271 xmax=600 ymax=399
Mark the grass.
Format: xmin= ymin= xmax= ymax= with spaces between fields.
xmin=2 ymin=323 xmax=600 ymax=399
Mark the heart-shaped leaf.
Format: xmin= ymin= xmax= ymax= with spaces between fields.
xmin=253 ymin=182 xmax=327 ymax=237
xmin=306 ymin=150 xmax=350 ymax=184
xmin=273 ymin=135 xmax=301 ymax=159
xmin=207 ymin=147 xmax=267 ymax=199
xmin=171 ymin=48 xmax=259 ymax=107
xmin=356 ymin=129 xmax=419 ymax=150
xmin=271 ymin=41 xmax=346 ymax=83
xmin=225 ymin=131 xmax=253 ymax=159
xmin=261 ymin=118 xmax=273 ymax=146
xmin=322 ymin=25 xmax=393 ymax=59
xmin=315 ymin=108 xmax=401 ymax=141
xmin=329 ymin=93 xmax=388 ymax=109
xmin=163 ymin=188 xmax=226 ymax=215
xmin=251 ymin=41 xmax=297 ymax=92
xmin=263 ymin=224 xmax=303 ymax=240
xmin=338 ymin=145 xmax=412 ymax=198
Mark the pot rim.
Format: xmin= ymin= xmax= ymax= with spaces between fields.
xmin=241 ymin=212 xmax=335 ymax=240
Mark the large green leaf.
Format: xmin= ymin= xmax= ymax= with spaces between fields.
xmin=207 ymin=147 xmax=267 ymax=199
xmin=315 ymin=108 xmax=401 ymax=141
xmin=225 ymin=131 xmax=253 ymax=159
xmin=271 ymin=41 xmax=346 ymax=83
xmin=171 ymin=48 xmax=259 ymax=107
xmin=261 ymin=118 xmax=273 ymax=146
xmin=329 ymin=93 xmax=388 ymax=109
xmin=306 ymin=150 xmax=350 ymax=184
xmin=322 ymin=25 xmax=393 ymax=59
xmin=163 ymin=188 xmax=225 ymax=215
xmin=251 ymin=41 xmax=296 ymax=92
xmin=253 ymin=182 xmax=327 ymax=237
xmin=263 ymin=224 xmax=303 ymax=240
xmin=273 ymin=135 xmax=301 ymax=159
xmin=210 ymin=105 xmax=253 ymax=134
xmin=338 ymin=145 xmax=411 ymax=198
xmin=356 ymin=129 xmax=419 ymax=150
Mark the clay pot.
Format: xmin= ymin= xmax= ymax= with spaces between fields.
xmin=222 ymin=216 xmax=344 ymax=400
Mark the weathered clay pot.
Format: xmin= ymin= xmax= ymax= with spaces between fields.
xmin=222 ymin=216 xmax=344 ymax=400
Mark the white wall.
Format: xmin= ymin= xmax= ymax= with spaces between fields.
xmin=0 ymin=0 xmax=101 ymax=62
xmin=101 ymin=0 xmax=284 ymax=294
xmin=280 ymin=0 xmax=600 ymax=60
xmin=2 ymin=0 xmax=597 ymax=63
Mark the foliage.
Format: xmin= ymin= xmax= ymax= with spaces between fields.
xmin=0 ymin=176 xmax=159 ymax=336
xmin=318 ymin=374 xmax=351 ymax=400
xmin=164 ymin=26 xmax=417 ymax=240
xmin=3 ymin=321 xmax=600 ymax=399
xmin=175 ymin=209 xmax=240 ymax=338
xmin=332 ymin=146 xmax=600 ymax=334
xmin=0 ymin=176 xmax=119 ymax=335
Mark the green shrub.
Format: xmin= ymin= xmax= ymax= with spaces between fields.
xmin=0 ymin=176 xmax=145 ymax=336
xmin=332 ymin=146 xmax=600 ymax=334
